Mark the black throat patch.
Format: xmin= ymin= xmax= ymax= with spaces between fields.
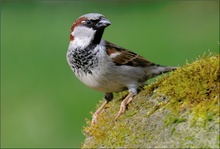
xmin=67 ymin=44 xmax=99 ymax=75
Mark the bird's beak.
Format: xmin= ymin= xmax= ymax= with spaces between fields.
xmin=96 ymin=18 xmax=111 ymax=28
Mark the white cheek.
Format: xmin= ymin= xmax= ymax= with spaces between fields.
xmin=72 ymin=26 xmax=96 ymax=48
xmin=69 ymin=26 xmax=96 ymax=50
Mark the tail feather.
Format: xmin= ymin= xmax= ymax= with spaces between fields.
xmin=146 ymin=64 xmax=178 ymax=78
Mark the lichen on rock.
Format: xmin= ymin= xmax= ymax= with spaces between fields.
xmin=82 ymin=52 xmax=219 ymax=148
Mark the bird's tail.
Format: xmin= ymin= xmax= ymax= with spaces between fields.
xmin=146 ymin=64 xmax=179 ymax=78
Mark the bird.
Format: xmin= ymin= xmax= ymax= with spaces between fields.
xmin=66 ymin=13 xmax=178 ymax=126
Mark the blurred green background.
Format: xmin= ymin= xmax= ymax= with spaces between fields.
xmin=1 ymin=0 xmax=219 ymax=148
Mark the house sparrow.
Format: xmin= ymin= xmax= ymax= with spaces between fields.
xmin=66 ymin=13 xmax=178 ymax=125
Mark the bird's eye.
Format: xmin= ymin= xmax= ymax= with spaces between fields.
xmin=86 ymin=20 xmax=92 ymax=25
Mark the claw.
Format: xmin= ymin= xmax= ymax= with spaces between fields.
xmin=91 ymin=100 xmax=108 ymax=127
xmin=114 ymin=92 xmax=133 ymax=121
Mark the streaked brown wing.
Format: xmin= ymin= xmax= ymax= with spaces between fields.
xmin=105 ymin=41 xmax=155 ymax=67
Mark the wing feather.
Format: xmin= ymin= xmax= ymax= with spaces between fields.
xmin=105 ymin=41 xmax=156 ymax=67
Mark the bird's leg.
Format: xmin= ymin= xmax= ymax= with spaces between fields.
xmin=115 ymin=92 xmax=134 ymax=121
xmin=91 ymin=100 xmax=108 ymax=126
xmin=91 ymin=93 xmax=113 ymax=126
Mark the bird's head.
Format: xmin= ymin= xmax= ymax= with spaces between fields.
xmin=70 ymin=13 xmax=111 ymax=46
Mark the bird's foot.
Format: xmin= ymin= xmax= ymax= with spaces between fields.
xmin=114 ymin=92 xmax=133 ymax=121
xmin=91 ymin=100 xmax=108 ymax=127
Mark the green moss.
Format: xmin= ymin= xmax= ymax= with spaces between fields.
xmin=155 ymin=52 xmax=219 ymax=126
xmin=82 ymin=52 xmax=219 ymax=148
xmin=163 ymin=113 xmax=187 ymax=127
xmin=218 ymin=135 xmax=220 ymax=147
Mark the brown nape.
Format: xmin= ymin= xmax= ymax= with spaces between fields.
xmin=69 ymin=17 xmax=86 ymax=41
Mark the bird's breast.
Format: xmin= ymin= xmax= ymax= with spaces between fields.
xmin=67 ymin=47 xmax=99 ymax=75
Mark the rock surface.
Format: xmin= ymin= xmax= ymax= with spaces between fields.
xmin=82 ymin=53 xmax=219 ymax=148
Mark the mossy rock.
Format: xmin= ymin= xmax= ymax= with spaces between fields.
xmin=82 ymin=52 xmax=219 ymax=148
